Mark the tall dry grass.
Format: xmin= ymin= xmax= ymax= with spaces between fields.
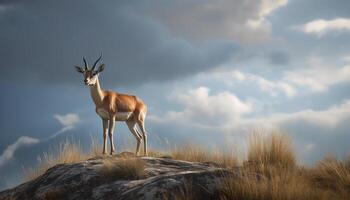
xmin=23 ymin=139 xmax=88 ymax=181
xmin=309 ymin=155 xmax=350 ymax=198
xmin=246 ymin=131 xmax=296 ymax=171
xmin=219 ymin=132 xmax=335 ymax=200
xmin=99 ymin=157 xmax=146 ymax=180
xmin=170 ymin=144 xmax=238 ymax=168
xmin=219 ymin=168 xmax=329 ymax=200
xmin=23 ymin=137 xmax=145 ymax=182
xmin=22 ymin=130 xmax=350 ymax=200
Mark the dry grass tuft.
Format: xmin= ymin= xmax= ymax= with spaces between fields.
xmin=246 ymin=131 xmax=296 ymax=173
xmin=170 ymin=144 xmax=237 ymax=168
xmin=219 ymin=131 xmax=331 ymax=200
xmin=99 ymin=158 xmax=146 ymax=180
xmin=90 ymin=136 xmax=103 ymax=157
xmin=219 ymin=169 xmax=327 ymax=200
xmin=247 ymin=131 xmax=296 ymax=167
xmin=310 ymin=155 xmax=350 ymax=197
xmin=23 ymin=139 xmax=88 ymax=181
xmin=147 ymin=149 xmax=169 ymax=158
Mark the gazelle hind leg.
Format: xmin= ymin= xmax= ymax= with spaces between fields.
xmin=137 ymin=120 xmax=147 ymax=156
xmin=126 ymin=120 xmax=142 ymax=156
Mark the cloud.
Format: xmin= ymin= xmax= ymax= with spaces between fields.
xmin=259 ymin=0 xmax=288 ymax=16
xmin=241 ymin=72 xmax=296 ymax=98
xmin=210 ymin=59 xmax=350 ymax=95
xmin=49 ymin=113 xmax=80 ymax=140
xmin=150 ymin=82 xmax=350 ymax=133
xmin=150 ymin=87 xmax=252 ymax=126
xmin=142 ymin=0 xmax=287 ymax=43
xmin=206 ymin=99 xmax=350 ymax=136
xmin=0 ymin=136 xmax=39 ymax=167
xmin=247 ymin=0 xmax=288 ymax=31
xmin=54 ymin=113 xmax=80 ymax=128
xmin=0 ymin=113 xmax=80 ymax=167
xmin=205 ymin=70 xmax=297 ymax=98
xmin=299 ymin=18 xmax=350 ymax=36
xmin=0 ymin=0 xmax=238 ymax=87
xmin=251 ymin=100 xmax=350 ymax=129
xmin=215 ymin=58 xmax=350 ymax=94
xmin=283 ymin=64 xmax=350 ymax=92
xmin=196 ymin=56 xmax=350 ymax=97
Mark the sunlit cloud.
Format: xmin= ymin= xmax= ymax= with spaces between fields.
xmin=199 ymin=70 xmax=297 ymax=98
xmin=250 ymin=100 xmax=350 ymax=129
xmin=283 ymin=64 xmax=350 ymax=92
xmin=299 ymin=18 xmax=350 ymax=36
xmin=54 ymin=113 xmax=80 ymax=128
xmin=150 ymin=87 xmax=252 ymax=126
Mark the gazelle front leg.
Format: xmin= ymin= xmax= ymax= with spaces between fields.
xmin=102 ymin=119 xmax=109 ymax=154
xmin=108 ymin=116 xmax=116 ymax=155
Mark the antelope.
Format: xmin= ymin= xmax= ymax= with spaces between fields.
xmin=74 ymin=55 xmax=148 ymax=156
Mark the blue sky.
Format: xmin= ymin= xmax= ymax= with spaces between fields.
xmin=1 ymin=0 xmax=350 ymax=190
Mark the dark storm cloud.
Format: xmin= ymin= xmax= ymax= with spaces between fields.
xmin=0 ymin=0 xmax=238 ymax=87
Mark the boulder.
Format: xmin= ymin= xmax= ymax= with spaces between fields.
xmin=0 ymin=153 xmax=238 ymax=200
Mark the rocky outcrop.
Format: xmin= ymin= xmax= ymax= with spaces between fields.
xmin=0 ymin=153 xmax=238 ymax=200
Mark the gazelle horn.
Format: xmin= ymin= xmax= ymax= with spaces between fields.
xmin=83 ymin=57 xmax=88 ymax=70
xmin=92 ymin=53 xmax=102 ymax=71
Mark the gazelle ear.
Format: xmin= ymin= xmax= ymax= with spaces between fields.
xmin=96 ymin=64 xmax=105 ymax=73
xmin=74 ymin=65 xmax=84 ymax=73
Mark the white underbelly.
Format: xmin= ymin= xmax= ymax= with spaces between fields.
xmin=96 ymin=108 xmax=133 ymax=121
xmin=115 ymin=112 xmax=133 ymax=121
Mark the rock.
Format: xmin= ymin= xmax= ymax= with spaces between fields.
xmin=0 ymin=153 xmax=238 ymax=200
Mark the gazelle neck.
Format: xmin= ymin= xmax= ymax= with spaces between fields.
xmin=89 ymin=76 xmax=104 ymax=106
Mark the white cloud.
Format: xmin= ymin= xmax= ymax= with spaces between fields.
xmin=342 ymin=55 xmax=350 ymax=62
xmin=235 ymin=100 xmax=350 ymax=132
xmin=49 ymin=113 xmax=80 ymax=140
xmin=0 ymin=136 xmax=39 ymax=167
xmin=247 ymin=73 xmax=297 ymax=98
xmin=231 ymin=70 xmax=246 ymax=81
xmin=283 ymin=64 xmax=350 ymax=92
xmin=150 ymin=87 xmax=252 ymax=126
xmin=47 ymin=126 xmax=75 ymax=140
xmin=150 ymin=84 xmax=350 ymax=134
xmin=300 ymin=18 xmax=350 ymax=36
xmin=0 ymin=113 xmax=81 ymax=167
xmin=145 ymin=0 xmax=288 ymax=43
xmin=247 ymin=0 xmax=288 ymax=30
xmin=201 ymin=57 xmax=350 ymax=96
xmin=260 ymin=0 xmax=288 ymax=16
xmin=54 ymin=113 xmax=80 ymax=128
xmin=209 ymin=70 xmax=297 ymax=98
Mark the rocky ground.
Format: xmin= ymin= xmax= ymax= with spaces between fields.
xmin=0 ymin=153 xmax=238 ymax=200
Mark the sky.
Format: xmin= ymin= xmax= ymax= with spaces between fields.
xmin=1 ymin=0 xmax=350 ymax=190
